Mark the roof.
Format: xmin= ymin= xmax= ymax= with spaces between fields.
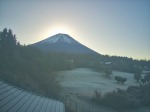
xmin=0 ymin=80 xmax=65 ymax=112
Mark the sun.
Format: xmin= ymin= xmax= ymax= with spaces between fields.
xmin=48 ymin=25 xmax=70 ymax=36
xmin=43 ymin=24 xmax=75 ymax=39
xmin=52 ymin=27 xmax=67 ymax=34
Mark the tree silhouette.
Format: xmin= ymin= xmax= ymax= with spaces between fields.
xmin=134 ymin=68 xmax=142 ymax=82
xmin=104 ymin=67 xmax=112 ymax=79
xmin=114 ymin=75 xmax=127 ymax=84
xmin=0 ymin=28 xmax=17 ymax=54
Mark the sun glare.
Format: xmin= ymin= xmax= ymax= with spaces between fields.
xmin=42 ymin=24 xmax=76 ymax=39
xmin=48 ymin=25 xmax=71 ymax=36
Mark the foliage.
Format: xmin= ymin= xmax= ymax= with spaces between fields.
xmin=134 ymin=73 xmax=141 ymax=83
xmin=139 ymin=84 xmax=150 ymax=105
xmin=133 ymin=67 xmax=142 ymax=82
xmin=99 ymin=55 xmax=150 ymax=73
xmin=104 ymin=67 xmax=112 ymax=78
xmin=93 ymin=88 xmax=138 ymax=110
xmin=114 ymin=76 xmax=127 ymax=84
xmin=94 ymin=89 xmax=101 ymax=98
xmin=0 ymin=28 xmax=71 ymax=98
xmin=144 ymin=74 xmax=150 ymax=84
xmin=93 ymin=84 xmax=150 ymax=110
xmin=140 ymin=73 xmax=150 ymax=84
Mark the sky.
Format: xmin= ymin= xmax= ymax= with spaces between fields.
xmin=0 ymin=0 xmax=150 ymax=60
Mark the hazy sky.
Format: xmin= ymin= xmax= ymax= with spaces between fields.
xmin=0 ymin=0 xmax=150 ymax=59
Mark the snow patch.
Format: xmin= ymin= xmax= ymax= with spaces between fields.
xmin=39 ymin=33 xmax=78 ymax=44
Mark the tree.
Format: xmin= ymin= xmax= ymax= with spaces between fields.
xmin=134 ymin=68 xmax=142 ymax=82
xmin=0 ymin=28 xmax=63 ymax=98
xmin=104 ymin=67 xmax=112 ymax=79
xmin=120 ymin=77 xmax=127 ymax=84
xmin=0 ymin=28 xmax=17 ymax=54
xmin=134 ymin=73 xmax=141 ymax=83
xmin=114 ymin=76 xmax=127 ymax=84
xmin=144 ymin=73 xmax=150 ymax=84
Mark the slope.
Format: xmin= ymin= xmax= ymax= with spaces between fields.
xmin=32 ymin=33 xmax=98 ymax=54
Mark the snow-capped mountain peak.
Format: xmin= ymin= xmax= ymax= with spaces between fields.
xmin=39 ymin=33 xmax=79 ymax=44
xmin=32 ymin=33 xmax=98 ymax=54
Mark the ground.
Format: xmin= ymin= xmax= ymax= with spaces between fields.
xmin=56 ymin=68 xmax=150 ymax=112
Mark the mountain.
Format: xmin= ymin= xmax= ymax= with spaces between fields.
xmin=32 ymin=33 xmax=98 ymax=54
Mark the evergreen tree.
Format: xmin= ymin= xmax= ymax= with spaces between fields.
xmin=0 ymin=28 xmax=17 ymax=54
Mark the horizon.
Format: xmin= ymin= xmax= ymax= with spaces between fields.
xmin=0 ymin=0 xmax=150 ymax=60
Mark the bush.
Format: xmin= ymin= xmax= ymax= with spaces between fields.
xmin=94 ymin=89 xmax=101 ymax=98
xmin=93 ymin=84 xmax=150 ymax=110
xmin=104 ymin=68 xmax=112 ymax=78
xmin=144 ymin=74 xmax=150 ymax=84
xmin=101 ymin=92 xmax=132 ymax=110
xmin=93 ymin=89 xmax=139 ymax=110
xmin=114 ymin=76 xmax=127 ymax=84
xmin=134 ymin=68 xmax=142 ymax=82
xmin=139 ymin=83 xmax=150 ymax=106
xmin=140 ymin=74 xmax=150 ymax=85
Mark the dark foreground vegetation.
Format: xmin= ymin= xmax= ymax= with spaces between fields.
xmin=0 ymin=28 xmax=72 ymax=98
xmin=93 ymin=73 xmax=150 ymax=110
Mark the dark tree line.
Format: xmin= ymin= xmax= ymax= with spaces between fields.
xmin=0 ymin=28 xmax=71 ymax=98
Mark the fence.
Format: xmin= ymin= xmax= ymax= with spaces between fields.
xmin=60 ymin=95 xmax=94 ymax=112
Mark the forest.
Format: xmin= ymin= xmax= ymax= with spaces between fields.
xmin=0 ymin=28 xmax=71 ymax=98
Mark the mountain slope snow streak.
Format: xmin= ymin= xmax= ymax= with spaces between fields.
xmin=32 ymin=33 xmax=98 ymax=54
xmin=38 ymin=33 xmax=78 ymax=44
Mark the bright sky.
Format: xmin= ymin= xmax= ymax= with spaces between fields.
xmin=0 ymin=0 xmax=150 ymax=60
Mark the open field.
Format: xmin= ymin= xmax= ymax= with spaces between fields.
xmin=57 ymin=68 xmax=150 ymax=112
xmin=57 ymin=68 xmax=137 ymax=96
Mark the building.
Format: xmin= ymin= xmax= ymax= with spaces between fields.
xmin=0 ymin=80 xmax=65 ymax=112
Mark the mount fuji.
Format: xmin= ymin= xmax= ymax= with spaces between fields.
xmin=32 ymin=33 xmax=98 ymax=54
